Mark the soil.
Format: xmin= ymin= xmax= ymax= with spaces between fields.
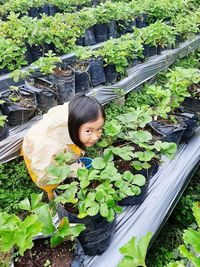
xmin=188 ymin=82 xmax=200 ymax=98
xmin=53 ymin=67 xmax=73 ymax=77
xmin=72 ymin=61 xmax=89 ymax=72
xmin=33 ymin=79 xmax=55 ymax=91
xmin=144 ymin=125 xmax=162 ymax=142
xmin=15 ymin=238 xmax=74 ymax=267
xmin=8 ymin=93 xmax=36 ymax=109
xmin=115 ymin=158 xmax=132 ymax=173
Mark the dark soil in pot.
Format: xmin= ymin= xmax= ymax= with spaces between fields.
xmin=71 ymin=61 xmax=90 ymax=93
xmin=14 ymin=237 xmax=84 ymax=267
xmin=25 ymin=77 xmax=58 ymax=113
xmin=0 ymin=88 xmax=37 ymax=126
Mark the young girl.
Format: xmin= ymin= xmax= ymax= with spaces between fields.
xmin=22 ymin=93 xmax=105 ymax=199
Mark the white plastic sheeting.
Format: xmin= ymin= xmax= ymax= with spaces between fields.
xmin=85 ymin=129 xmax=200 ymax=267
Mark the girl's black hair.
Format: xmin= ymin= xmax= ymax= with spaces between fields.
xmin=68 ymin=93 xmax=105 ymax=150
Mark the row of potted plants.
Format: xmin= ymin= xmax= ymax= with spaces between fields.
xmin=1 ymin=4 xmax=200 ymax=79
xmin=1 ymin=0 xmax=198 ymax=73
xmin=0 ymin=0 xmax=94 ymax=20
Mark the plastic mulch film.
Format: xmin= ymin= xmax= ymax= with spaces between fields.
xmin=84 ymin=128 xmax=200 ymax=267
xmin=0 ymin=35 xmax=200 ymax=163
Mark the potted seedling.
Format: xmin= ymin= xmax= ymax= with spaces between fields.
xmin=0 ymin=86 xmax=37 ymax=126
xmin=75 ymin=46 xmax=106 ymax=87
xmin=1 ymin=192 xmax=85 ymax=267
xmin=47 ymin=150 xmax=146 ymax=255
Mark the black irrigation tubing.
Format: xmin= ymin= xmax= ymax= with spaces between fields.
xmin=0 ymin=35 xmax=200 ymax=163
xmin=84 ymin=129 xmax=200 ymax=267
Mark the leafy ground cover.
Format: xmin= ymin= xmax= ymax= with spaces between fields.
xmin=146 ymin=166 xmax=200 ymax=266
xmin=0 ymin=157 xmax=41 ymax=215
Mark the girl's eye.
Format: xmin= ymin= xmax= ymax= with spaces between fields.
xmin=85 ymin=130 xmax=92 ymax=134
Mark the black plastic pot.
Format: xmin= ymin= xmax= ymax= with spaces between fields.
xmin=28 ymin=7 xmax=41 ymax=18
xmin=0 ymin=110 xmax=9 ymax=141
xmin=25 ymin=77 xmax=58 ymax=113
xmin=0 ymin=68 xmax=9 ymax=76
xmin=107 ymin=20 xmax=119 ymax=39
xmin=104 ymin=64 xmax=118 ymax=84
xmin=39 ymin=4 xmax=49 ymax=16
xmin=89 ymin=58 xmax=106 ymax=87
xmin=49 ymin=65 xmax=75 ymax=104
xmin=156 ymin=45 xmax=163 ymax=55
xmin=118 ymin=19 xmax=136 ymax=35
xmin=71 ymin=60 xmax=90 ymax=93
xmin=143 ymin=44 xmax=149 ymax=59
xmin=14 ymin=236 xmax=84 ymax=267
xmin=174 ymin=113 xmax=199 ymax=141
xmin=83 ymin=27 xmax=96 ymax=46
xmin=148 ymin=119 xmax=186 ymax=145
xmin=0 ymin=87 xmax=37 ymax=126
xmin=25 ymin=44 xmax=33 ymax=65
xmin=76 ymin=37 xmax=84 ymax=46
xmin=94 ymin=23 xmax=108 ymax=43
xmin=136 ymin=14 xmax=148 ymax=28
xmin=181 ymin=97 xmax=200 ymax=113
xmin=29 ymin=44 xmax=50 ymax=62
xmin=57 ymin=205 xmax=116 ymax=256
xmin=149 ymin=46 xmax=157 ymax=57
xmin=48 ymin=4 xmax=58 ymax=16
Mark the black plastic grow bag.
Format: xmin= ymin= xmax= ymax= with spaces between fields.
xmin=0 ymin=121 xmax=9 ymax=141
xmin=84 ymin=27 xmax=97 ymax=46
xmin=0 ymin=87 xmax=37 ymax=126
xmin=25 ymin=77 xmax=58 ymax=113
xmin=94 ymin=23 xmax=108 ymax=43
xmin=181 ymin=97 xmax=200 ymax=113
xmin=104 ymin=64 xmax=118 ymax=85
xmin=49 ymin=65 xmax=75 ymax=104
xmin=71 ymin=61 xmax=91 ymax=93
xmin=148 ymin=120 xmax=186 ymax=145
xmin=57 ymin=204 xmax=116 ymax=256
xmin=89 ymin=58 xmax=106 ymax=87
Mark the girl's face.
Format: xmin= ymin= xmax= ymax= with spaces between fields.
xmin=79 ymin=115 xmax=104 ymax=147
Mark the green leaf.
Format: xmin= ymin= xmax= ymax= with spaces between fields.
xmin=92 ymin=157 xmax=107 ymax=169
xmin=103 ymin=148 xmax=114 ymax=162
xmin=87 ymin=202 xmax=99 ymax=216
xmin=106 ymin=208 xmax=115 ymax=222
xmin=18 ymin=198 xmax=31 ymax=211
xmin=132 ymin=175 xmax=146 ymax=186
xmin=100 ymin=203 xmax=109 ymax=217
xmin=31 ymin=193 xmax=44 ymax=209
xmin=193 ymin=202 xmax=200 ymax=228
xmin=34 ymin=204 xmax=55 ymax=235
xmin=183 ymin=228 xmax=200 ymax=254
xmin=118 ymin=232 xmax=152 ymax=267
xmin=95 ymin=191 xmax=104 ymax=202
